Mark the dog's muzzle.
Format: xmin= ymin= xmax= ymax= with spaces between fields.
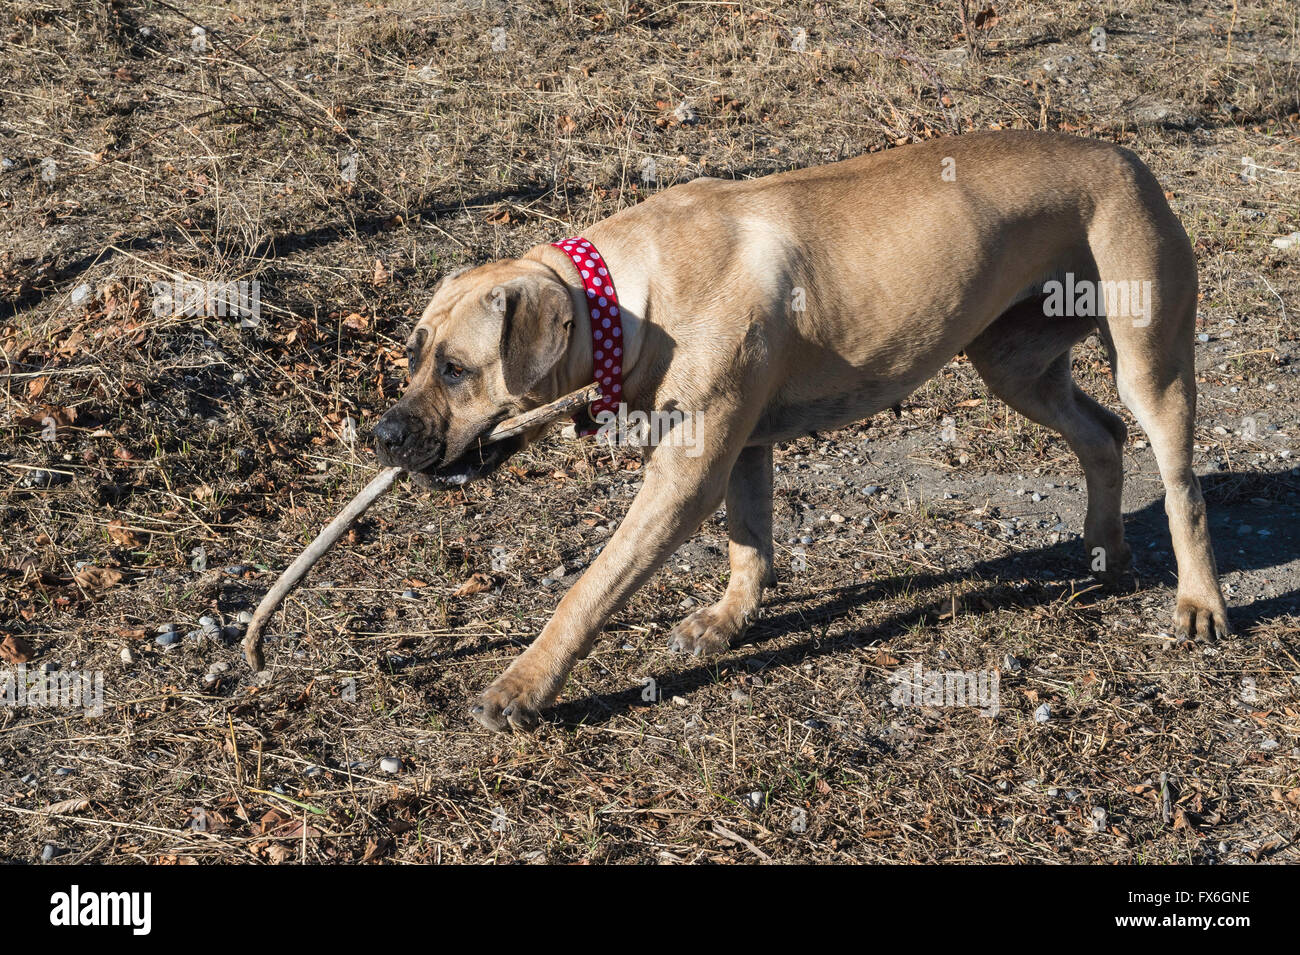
xmin=373 ymin=406 xmax=444 ymax=473
xmin=373 ymin=406 xmax=522 ymax=486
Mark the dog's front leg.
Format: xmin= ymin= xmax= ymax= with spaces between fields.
xmin=668 ymin=444 xmax=775 ymax=656
xmin=471 ymin=441 xmax=741 ymax=732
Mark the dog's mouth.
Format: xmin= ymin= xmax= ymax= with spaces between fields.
xmin=411 ymin=431 xmax=524 ymax=488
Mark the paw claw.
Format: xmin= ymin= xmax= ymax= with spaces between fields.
xmin=1174 ymin=596 xmax=1230 ymax=642
xmin=472 ymin=671 xmax=548 ymax=733
xmin=666 ymin=601 xmax=751 ymax=657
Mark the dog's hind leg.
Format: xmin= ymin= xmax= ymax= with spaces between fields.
xmin=667 ymin=444 xmax=776 ymax=656
xmin=967 ymin=302 xmax=1131 ymax=586
xmin=1088 ymin=159 xmax=1228 ymax=638
xmin=1109 ymin=313 xmax=1228 ymax=638
xmin=1095 ymin=292 xmax=1227 ymax=636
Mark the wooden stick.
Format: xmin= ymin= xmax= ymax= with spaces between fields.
xmin=241 ymin=383 xmax=601 ymax=671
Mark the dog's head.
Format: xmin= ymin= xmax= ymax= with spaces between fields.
xmin=373 ymin=259 xmax=574 ymax=485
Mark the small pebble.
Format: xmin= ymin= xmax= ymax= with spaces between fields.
xmin=1090 ymin=807 xmax=1108 ymax=832
xmin=236 ymin=610 xmax=254 ymax=624
xmin=1034 ymin=702 xmax=1052 ymax=723
xmin=379 ymin=757 xmax=402 ymax=774
xmin=730 ymin=688 xmax=751 ymax=703
xmin=1003 ymin=654 xmax=1023 ymax=671
xmin=41 ymin=844 xmax=60 ymax=862
xmin=745 ymin=791 xmax=764 ymax=810
xmin=155 ymin=630 xmax=180 ymax=646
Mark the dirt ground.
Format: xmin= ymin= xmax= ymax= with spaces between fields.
xmin=1 ymin=0 xmax=1298 ymax=864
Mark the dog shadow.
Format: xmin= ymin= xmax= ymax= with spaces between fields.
xmin=553 ymin=466 xmax=1300 ymax=727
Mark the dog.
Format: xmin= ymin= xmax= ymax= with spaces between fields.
xmin=373 ymin=130 xmax=1229 ymax=732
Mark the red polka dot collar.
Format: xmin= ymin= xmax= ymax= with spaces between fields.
xmin=551 ymin=236 xmax=623 ymax=436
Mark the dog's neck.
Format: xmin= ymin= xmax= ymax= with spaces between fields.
xmin=528 ymin=240 xmax=644 ymax=407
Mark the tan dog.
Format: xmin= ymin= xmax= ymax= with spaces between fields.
xmin=373 ymin=130 xmax=1229 ymax=732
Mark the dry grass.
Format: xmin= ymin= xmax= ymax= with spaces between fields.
xmin=1 ymin=0 xmax=1298 ymax=863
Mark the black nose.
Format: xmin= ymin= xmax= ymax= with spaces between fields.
xmin=373 ymin=407 xmax=444 ymax=470
xmin=374 ymin=408 xmax=423 ymax=467
xmin=373 ymin=413 xmax=408 ymax=456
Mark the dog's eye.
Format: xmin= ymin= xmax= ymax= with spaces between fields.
xmin=442 ymin=361 xmax=466 ymax=383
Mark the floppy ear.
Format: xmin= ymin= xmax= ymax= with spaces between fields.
xmin=495 ymin=277 xmax=574 ymax=395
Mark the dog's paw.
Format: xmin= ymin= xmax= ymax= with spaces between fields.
xmin=667 ymin=602 xmax=751 ymax=657
xmin=470 ymin=671 xmax=546 ymax=733
xmin=1174 ymin=596 xmax=1230 ymax=642
xmin=1087 ymin=539 xmax=1132 ymax=590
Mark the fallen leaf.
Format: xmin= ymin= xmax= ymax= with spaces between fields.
xmin=453 ymin=572 xmax=494 ymax=597
xmin=47 ymin=798 xmax=91 ymax=815
xmin=74 ymin=566 xmax=124 ymax=590
xmin=106 ymin=520 xmax=141 ymax=547
xmin=0 ymin=634 xmax=33 ymax=663
xmin=372 ymin=258 xmax=389 ymax=287
xmin=266 ymin=844 xmax=294 ymax=864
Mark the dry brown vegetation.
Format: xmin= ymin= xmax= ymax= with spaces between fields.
xmin=1 ymin=0 xmax=1299 ymax=863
